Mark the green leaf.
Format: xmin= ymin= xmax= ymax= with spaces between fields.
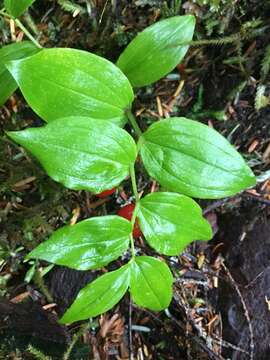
xmin=6 ymin=48 xmax=134 ymax=126
xmin=138 ymin=192 xmax=212 ymax=255
xmin=7 ymin=116 xmax=137 ymax=193
xmin=60 ymin=264 xmax=130 ymax=323
xmin=117 ymin=15 xmax=195 ymax=87
xmin=138 ymin=117 xmax=256 ymax=199
xmin=130 ymin=256 xmax=173 ymax=311
xmin=27 ymin=216 xmax=132 ymax=270
xmin=4 ymin=0 xmax=36 ymax=18
xmin=0 ymin=41 xmax=39 ymax=106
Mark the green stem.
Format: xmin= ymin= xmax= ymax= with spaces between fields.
xmin=63 ymin=322 xmax=89 ymax=360
xmin=129 ymin=234 xmax=135 ymax=259
xmin=33 ymin=267 xmax=53 ymax=303
xmin=0 ymin=10 xmax=42 ymax=48
xmin=15 ymin=18 xmax=42 ymax=48
xmin=126 ymin=109 xmax=142 ymax=137
xmin=129 ymin=164 xmax=140 ymax=259
xmin=130 ymin=164 xmax=139 ymax=203
xmin=129 ymin=203 xmax=139 ymax=259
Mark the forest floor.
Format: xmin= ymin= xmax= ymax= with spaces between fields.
xmin=0 ymin=1 xmax=270 ymax=359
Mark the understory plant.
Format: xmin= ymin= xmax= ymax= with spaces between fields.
xmin=0 ymin=1 xmax=256 ymax=323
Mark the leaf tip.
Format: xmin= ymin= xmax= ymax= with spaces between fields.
xmin=6 ymin=130 xmax=24 ymax=144
xmin=187 ymin=14 xmax=196 ymax=24
xmin=58 ymin=314 xmax=69 ymax=324
xmin=24 ymin=253 xmax=31 ymax=261
xmin=5 ymin=130 xmax=18 ymax=141
xmin=25 ymin=249 xmax=36 ymax=261
xmin=248 ymin=172 xmax=257 ymax=186
xmin=241 ymin=165 xmax=257 ymax=190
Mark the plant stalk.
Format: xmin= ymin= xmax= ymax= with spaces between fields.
xmin=0 ymin=10 xmax=42 ymax=48
xmin=126 ymin=109 xmax=142 ymax=137
xmin=129 ymin=203 xmax=140 ymax=259
xmin=34 ymin=268 xmax=53 ymax=303
xmin=15 ymin=18 xmax=42 ymax=48
xmin=129 ymin=164 xmax=140 ymax=258
xmin=129 ymin=233 xmax=135 ymax=258
xmin=130 ymin=164 xmax=139 ymax=203
xmin=63 ymin=322 xmax=89 ymax=360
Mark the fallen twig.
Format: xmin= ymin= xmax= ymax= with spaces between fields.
xmin=222 ymin=261 xmax=254 ymax=360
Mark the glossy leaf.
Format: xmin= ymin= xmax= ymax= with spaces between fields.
xmin=0 ymin=41 xmax=38 ymax=106
xmin=4 ymin=0 xmax=36 ymax=18
xmin=6 ymin=48 xmax=134 ymax=126
xmin=60 ymin=264 xmax=130 ymax=323
xmin=138 ymin=192 xmax=212 ymax=255
xmin=138 ymin=117 xmax=256 ymax=199
xmin=117 ymin=15 xmax=195 ymax=87
xmin=130 ymin=256 xmax=173 ymax=311
xmin=7 ymin=117 xmax=137 ymax=193
xmin=27 ymin=216 xmax=132 ymax=270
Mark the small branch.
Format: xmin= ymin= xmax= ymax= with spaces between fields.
xmin=222 ymin=262 xmax=254 ymax=360
xmin=129 ymin=203 xmax=140 ymax=259
xmin=128 ymin=296 xmax=134 ymax=360
xmin=129 ymin=233 xmax=135 ymax=258
xmin=129 ymin=164 xmax=139 ymax=203
xmin=34 ymin=268 xmax=53 ymax=303
xmin=63 ymin=322 xmax=89 ymax=360
xmin=243 ymin=191 xmax=270 ymax=205
xmin=162 ymin=308 xmax=223 ymax=360
xmin=203 ymin=198 xmax=233 ymax=215
xmin=129 ymin=164 xmax=141 ymax=259
xmin=126 ymin=109 xmax=142 ymax=137
xmin=0 ymin=9 xmax=9 ymax=17
xmin=15 ymin=18 xmax=42 ymax=48
xmin=0 ymin=10 xmax=42 ymax=48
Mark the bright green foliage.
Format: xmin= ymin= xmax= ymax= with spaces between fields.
xmin=138 ymin=117 xmax=256 ymax=199
xmin=6 ymin=48 xmax=134 ymax=126
xmin=130 ymin=256 xmax=173 ymax=311
xmin=60 ymin=264 xmax=130 ymax=323
xmin=61 ymin=256 xmax=173 ymax=323
xmin=60 ymin=255 xmax=173 ymax=323
xmin=7 ymin=117 xmax=137 ymax=193
xmin=27 ymin=216 xmax=132 ymax=270
xmin=4 ymin=16 xmax=256 ymax=324
xmin=117 ymin=15 xmax=195 ymax=87
xmin=0 ymin=41 xmax=38 ymax=106
xmin=4 ymin=0 xmax=36 ymax=18
xmin=138 ymin=192 xmax=212 ymax=255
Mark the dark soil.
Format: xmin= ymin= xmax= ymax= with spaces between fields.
xmin=217 ymin=201 xmax=270 ymax=360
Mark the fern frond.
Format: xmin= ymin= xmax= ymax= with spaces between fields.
xmin=168 ymin=33 xmax=240 ymax=48
xmin=261 ymin=45 xmax=270 ymax=82
xmin=255 ymin=84 xmax=269 ymax=111
xmin=27 ymin=345 xmax=52 ymax=360
xmin=57 ymin=0 xmax=86 ymax=15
